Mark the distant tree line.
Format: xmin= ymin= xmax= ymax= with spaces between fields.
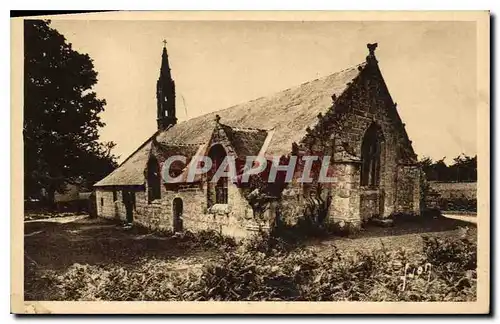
xmin=418 ymin=154 xmax=477 ymax=183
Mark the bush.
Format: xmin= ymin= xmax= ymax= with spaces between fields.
xmin=421 ymin=231 xmax=477 ymax=299
xmin=438 ymin=197 xmax=477 ymax=212
xmin=196 ymin=234 xmax=476 ymax=301
xmin=422 ymin=232 xmax=476 ymax=270
xmin=124 ymin=225 xmax=237 ymax=251
xmin=192 ymin=230 xmax=237 ymax=250
xmin=26 ymin=232 xmax=477 ymax=302
xmin=194 ymin=249 xmax=320 ymax=301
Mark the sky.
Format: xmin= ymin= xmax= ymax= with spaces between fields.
xmin=49 ymin=20 xmax=477 ymax=164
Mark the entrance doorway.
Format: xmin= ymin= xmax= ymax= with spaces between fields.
xmin=360 ymin=123 xmax=385 ymax=219
xmin=122 ymin=190 xmax=135 ymax=224
xmin=173 ymin=197 xmax=183 ymax=232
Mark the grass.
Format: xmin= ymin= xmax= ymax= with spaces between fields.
xmin=24 ymin=217 xmax=219 ymax=271
xmin=24 ymin=214 xmax=477 ymax=301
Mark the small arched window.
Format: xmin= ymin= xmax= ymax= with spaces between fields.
xmin=361 ymin=123 xmax=383 ymax=187
xmin=147 ymin=156 xmax=161 ymax=203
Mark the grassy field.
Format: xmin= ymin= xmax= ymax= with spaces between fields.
xmin=24 ymin=215 xmax=477 ymax=301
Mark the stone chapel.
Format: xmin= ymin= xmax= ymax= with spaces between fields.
xmin=94 ymin=43 xmax=421 ymax=238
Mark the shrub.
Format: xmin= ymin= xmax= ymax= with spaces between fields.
xmin=422 ymin=232 xmax=476 ymax=270
xmin=194 ymin=249 xmax=320 ymax=301
xmin=26 ymin=232 xmax=476 ymax=302
xmin=243 ymin=232 xmax=292 ymax=254
xmin=199 ymin=234 xmax=476 ymax=301
xmin=126 ymin=225 xmax=237 ymax=251
xmin=193 ymin=229 xmax=237 ymax=250
xmin=438 ymin=197 xmax=477 ymax=212
xmin=24 ymin=265 xmax=63 ymax=301
xmin=421 ymin=232 xmax=477 ymax=296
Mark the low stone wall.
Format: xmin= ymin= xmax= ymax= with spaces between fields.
xmin=429 ymin=182 xmax=477 ymax=199
xmin=425 ymin=182 xmax=477 ymax=213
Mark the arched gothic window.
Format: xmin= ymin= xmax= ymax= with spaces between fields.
xmin=147 ymin=156 xmax=161 ymax=203
xmin=207 ymin=144 xmax=228 ymax=206
xmin=361 ymin=123 xmax=384 ymax=187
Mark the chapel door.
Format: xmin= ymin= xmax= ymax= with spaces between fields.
xmin=173 ymin=197 xmax=183 ymax=232
xmin=123 ymin=190 xmax=135 ymax=223
xmin=360 ymin=123 xmax=385 ymax=219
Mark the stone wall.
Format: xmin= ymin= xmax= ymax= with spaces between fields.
xmin=95 ymin=189 xmax=126 ymax=221
xmin=180 ymin=183 xmax=256 ymax=239
xmin=360 ymin=189 xmax=382 ymax=221
xmin=279 ymin=187 xmax=303 ymax=226
xmin=395 ymin=165 xmax=421 ymax=214
xmin=292 ymin=62 xmax=419 ymax=225
xmin=328 ymin=101 xmax=400 ymax=220
xmin=328 ymin=163 xmax=361 ymax=226
xmin=96 ymin=179 xmax=258 ymax=239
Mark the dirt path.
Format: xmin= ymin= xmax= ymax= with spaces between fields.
xmin=24 ymin=214 xmax=89 ymax=238
xmin=442 ymin=213 xmax=477 ymax=224
xmin=306 ymin=215 xmax=477 ymax=256
xmin=25 ymin=214 xmax=88 ymax=224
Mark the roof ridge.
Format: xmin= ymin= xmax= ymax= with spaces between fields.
xmin=288 ymin=61 xmax=367 ymax=90
xmin=226 ymin=126 xmax=269 ymax=132
xmin=158 ymin=142 xmax=204 ymax=147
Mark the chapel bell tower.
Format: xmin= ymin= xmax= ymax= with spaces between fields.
xmin=156 ymin=40 xmax=177 ymax=130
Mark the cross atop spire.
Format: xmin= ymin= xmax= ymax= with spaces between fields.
xmin=366 ymin=42 xmax=378 ymax=64
xmin=162 ymin=39 xmax=167 ymax=47
xmin=367 ymin=43 xmax=378 ymax=56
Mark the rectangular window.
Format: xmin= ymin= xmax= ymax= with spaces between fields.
xmin=113 ymin=190 xmax=117 ymax=201
xmin=101 ymin=197 xmax=104 ymax=206
xmin=215 ymin=178 xmax=228 ymax=204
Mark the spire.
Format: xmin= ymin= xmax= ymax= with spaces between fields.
xmin=160 ymin=40 xmax=172 ymax=79
xmin=157 ymin=40 xmax=177 ymax=130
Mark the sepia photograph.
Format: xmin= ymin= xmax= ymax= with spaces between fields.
xmin=11 ymin=11 xmax=490 ymax=314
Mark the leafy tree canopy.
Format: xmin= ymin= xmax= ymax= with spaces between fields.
xmin=418 ymin=154 xmax=477 ymax=182
xmin=24 ymin=20 xmax=117 ymax=203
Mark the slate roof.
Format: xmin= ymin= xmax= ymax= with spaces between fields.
xmin=220 ymin=125 xmax=269 ymax=157
xmin=95 ymin=140 xmax=152 ymax=186
xmin=94 ymin=62 xmax=366 ymax=187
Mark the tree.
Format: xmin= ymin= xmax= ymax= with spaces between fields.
xmin=24 ymin=20 xmax=117 ymax=204
xmin=450 ymin=154 xmax=477 ymax=182
xmin=417 ymin=156 xmax=434 ymax=180
xmin=418 ymin=154 xmax=477 ymax=183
